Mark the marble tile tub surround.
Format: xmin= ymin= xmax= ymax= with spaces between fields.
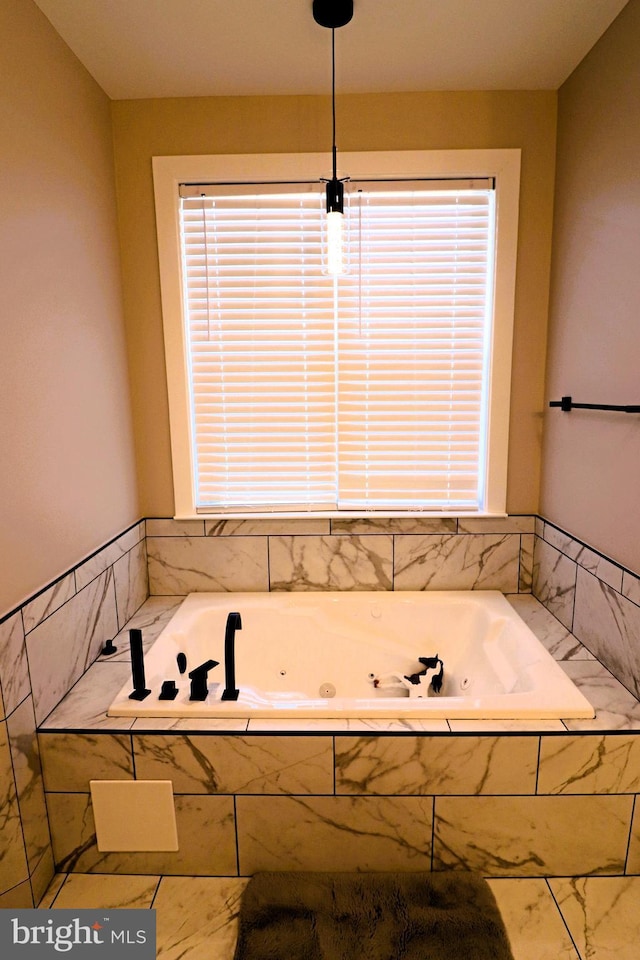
xmin=533 ymin=518 xmax=640 ymax=701
xmin=5 ymin=510 xmax=640 ymax=902
xmin=5 ymin=511 xmax=634 ymax=733
xmin=37 ymin=593 xmax=640 ymax=882
xmin=145 ymin=511 xmax=640 ymax=712
xmin=0 ymin=520 xmax=148 ymax=907
xmin=146 ymin=514 xmax=536 ymax=594
xmin=18 ymin=521 xmax=148 ymax=727
xmin=39 ymin=727 xmax=640 ymax=879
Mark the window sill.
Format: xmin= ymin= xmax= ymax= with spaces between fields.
xmin=175 ymin=510 xmax=509 ymax=521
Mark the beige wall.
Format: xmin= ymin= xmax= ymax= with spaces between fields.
xmin=112 ymin=90 xmax=557 ymax=518
xmin=541 ymin=0 xmax=640 ymax=574
xmin=0 ymin=0 xmax=139 ymax=617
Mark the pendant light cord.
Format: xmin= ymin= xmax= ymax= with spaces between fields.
xmin=332 ymin=28 xmax=337 ymax=180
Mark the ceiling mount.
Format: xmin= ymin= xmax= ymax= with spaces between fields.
xmin=312 ymin=0 xmax=353 ymax=30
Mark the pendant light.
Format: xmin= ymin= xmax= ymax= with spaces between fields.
xmin=313 ymin=0 xmax=353 ymax=275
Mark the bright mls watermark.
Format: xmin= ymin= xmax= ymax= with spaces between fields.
xmin=0 ymin=909 xmax=155 ymax=957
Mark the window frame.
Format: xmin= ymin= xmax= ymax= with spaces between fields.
xmin=153 ymin=149 xmax=521 ymax=519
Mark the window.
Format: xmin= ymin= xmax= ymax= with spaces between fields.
xmin=154 ymin=150 xmax=520 ymax=518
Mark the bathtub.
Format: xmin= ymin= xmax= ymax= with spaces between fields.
xmin=107 ymin=591 xmax=594 ymax=720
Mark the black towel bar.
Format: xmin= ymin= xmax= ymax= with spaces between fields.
xmin=549 ymin=396 xmax=640 ymax=413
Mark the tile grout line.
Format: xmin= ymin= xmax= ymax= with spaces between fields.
xmin=233 ymin=795 xmax=240 ymax=877
xmin=430 ymin=795 xmax=436 ymax=871
xmin=534 ymin=735 xmax=542 ymax=795
xmin=148 ymin=875 xmax=163 ymax=911
xmin=544 ymin=877 xmax=584 ymax=960
xmin=332 ymin=735 xmax=336 ymax=795
xmin=623 ymin=793 xmax=636 ymax=875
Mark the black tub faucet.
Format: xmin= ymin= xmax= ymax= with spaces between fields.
xmin=221 ymin=611 xmax=242 ymax=701
xmin=188 ymin=659 xmax=219 ymax=701
xmin=128 ymin=629 xmax=150 ymax=701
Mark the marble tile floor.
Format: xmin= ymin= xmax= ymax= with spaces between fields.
xmin=36 ymin=871 xmax=640 ymax=959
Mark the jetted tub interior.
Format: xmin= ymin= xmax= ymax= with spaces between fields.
xmin=107 ymin=591 xmax=594 ymax=720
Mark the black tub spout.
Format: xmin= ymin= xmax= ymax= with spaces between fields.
xmin=221 ymin=612 xmax=242 ymax=701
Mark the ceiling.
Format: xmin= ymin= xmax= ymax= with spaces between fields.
xmin=33 ymin=0 xmax=629 ymax=100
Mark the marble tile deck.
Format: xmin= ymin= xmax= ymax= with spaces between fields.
xmin=36 ymin=872 xmax=640 ymax=959
xmin=39 ymin=592 xmax=640 ymax=734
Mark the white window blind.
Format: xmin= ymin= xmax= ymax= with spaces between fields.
xmin=179 ymin=179 xmax=496 ymax=513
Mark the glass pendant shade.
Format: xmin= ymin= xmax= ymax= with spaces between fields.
xmin=326 ymin=209 xmax=344 ymax=275
xmin=325 ymin=174 xmax=345 ymax=275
